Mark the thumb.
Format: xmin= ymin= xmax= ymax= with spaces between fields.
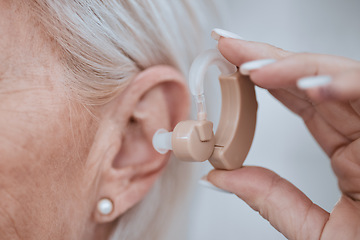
xmin=207 ymin=166 xmax=329 ymax=240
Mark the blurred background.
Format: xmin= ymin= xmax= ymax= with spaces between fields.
xmin=187 ymin=0 xmax=360 ymax=239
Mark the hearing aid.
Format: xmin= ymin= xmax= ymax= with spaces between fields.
xmin=152 ymin=49 xmax=258 ymax=170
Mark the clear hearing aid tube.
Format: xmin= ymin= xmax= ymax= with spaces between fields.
xmin=152 ymin=49 xmax=236 ymax=154
xmin=189 ymin=49 xmax=237 ymax=121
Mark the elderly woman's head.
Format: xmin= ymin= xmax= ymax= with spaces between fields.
xmin=0 ymin=1 xmax=215 ymax=239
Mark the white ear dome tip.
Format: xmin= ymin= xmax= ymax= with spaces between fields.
xmin=152 ymin=129 xmax=173 ymax=154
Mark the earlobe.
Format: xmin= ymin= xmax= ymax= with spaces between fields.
xmin=93 ymin=157 xmax=167 ymax=222
xmin=91 ymin=65 xmax=190 ymax=223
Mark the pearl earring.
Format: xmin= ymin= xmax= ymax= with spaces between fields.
xmin=97 ymin=198 xmax=114 ymax=215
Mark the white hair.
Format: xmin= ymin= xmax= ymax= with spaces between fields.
xmin=26 ymin=1 xmax=219 ymax=239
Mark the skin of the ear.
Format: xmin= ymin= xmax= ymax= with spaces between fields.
xmin=88 ymin=66 xmax=190 ymax=239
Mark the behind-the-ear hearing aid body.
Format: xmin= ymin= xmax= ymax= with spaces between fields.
xmin=152 ymin=49 xmax=257 ymax=170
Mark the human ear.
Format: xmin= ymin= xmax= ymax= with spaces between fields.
xmin=90 ymin=65 xmax=190 ymax=222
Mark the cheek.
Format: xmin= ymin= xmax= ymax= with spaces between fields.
xmin=0 ymin=87 xmax=97 ymax=238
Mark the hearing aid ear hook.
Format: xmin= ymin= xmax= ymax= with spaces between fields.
xmin=152 ymin=49 xmax=258 ymax=170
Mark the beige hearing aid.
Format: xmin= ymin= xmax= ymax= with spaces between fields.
xmin=153 ymin=49 xmax=257 ymax=170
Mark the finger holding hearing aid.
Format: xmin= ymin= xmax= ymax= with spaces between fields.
xmin=240 ymin=53 xmax=360 ymax=102
xmin=209 ymin=29 xmax=360 ymax=240
xmin=213 ymin=30 xmax=360 ymax=156
xmin=215 ymin=31 xmax=360 ymax=102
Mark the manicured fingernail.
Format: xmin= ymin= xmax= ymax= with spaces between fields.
xmin=211 ymin=28 xmax=243 ymax=41
xmin=297 ymin=75 xmax=332 ymax=89
xmin=198 ymin=177 xmax=232 ymax=194
xmin=240 ymin=59 xmax=276 ymax=75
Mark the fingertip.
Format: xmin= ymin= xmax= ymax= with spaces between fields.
xmin=206 ymin=169 xmax=217 ymax=179
xmin=218 ymin=39 xmax=291 ymax=66
xmin=207 ymin=168 xmax=249 ymax=195
xmin=198 ymin=176 xmax=232 ymax=194
xmin=207 ymin=169 xmax=228 ymax=186
xmin=218 ymin=38 xmax=249 ymax=66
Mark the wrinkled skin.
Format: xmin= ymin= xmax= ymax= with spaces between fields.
xmin=0 ymin=2 xmax=98 ymax=240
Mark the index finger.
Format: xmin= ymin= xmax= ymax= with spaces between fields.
xmin=218 ymin=38 xmax=292 ymax=66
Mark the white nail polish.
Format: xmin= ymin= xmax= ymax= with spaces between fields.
xmin=297 ymin=75 xmax=332 ymax=89
xmin=240 ymin=59 xmax=276 ymax=75
xmin=211 ymin=28 xmax=243 ymax=41
xmin=198 ymin=179 xmax=232 ymax=194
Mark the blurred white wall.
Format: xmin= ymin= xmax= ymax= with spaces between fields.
xmin=187 ymin=1 xmax=360 ymax=239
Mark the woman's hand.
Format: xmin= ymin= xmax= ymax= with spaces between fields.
xmin=208 ymin=37 xmax=360 ymax=239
